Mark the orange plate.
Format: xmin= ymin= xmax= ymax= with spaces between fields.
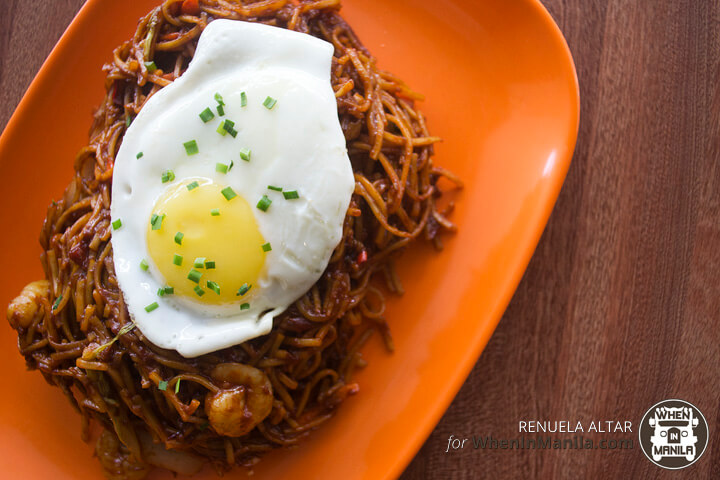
xmin=0 ymin=0 xmax=578 ymax=478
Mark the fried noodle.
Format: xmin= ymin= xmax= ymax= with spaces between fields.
xmin=6 ymin=0 xmax=460 ymax=477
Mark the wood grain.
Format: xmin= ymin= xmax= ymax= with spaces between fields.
xmin=1 ymin=1 xmax=718 ymax=478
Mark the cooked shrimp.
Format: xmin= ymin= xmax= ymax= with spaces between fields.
xmin=7 ymin=280 xmax=49 ymax=329
xmin=204 ymin=363 xmax=273 ymax=437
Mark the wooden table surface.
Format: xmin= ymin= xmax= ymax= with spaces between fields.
xmin=2 ymin=1 xmax=718 ymax=478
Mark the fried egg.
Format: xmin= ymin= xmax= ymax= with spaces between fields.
xmin=110 ymin=20 xmax=353 ymax=357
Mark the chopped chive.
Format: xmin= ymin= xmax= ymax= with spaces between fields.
xmin=228 ymin=159 xmax=234 ymax=171
xmin=52 ymin=295 xmax=63 ymax=311
xmin=174 ymin=232 xmax=184 ymax=245
xmin=283 ymin=190 xmax=300 ymax=200
xmin=261 ymin=242 xmax=272 ymax=252
xmin=194 ymin=257 xmax=206 ymax=268
xmin=216 ymin=120 xmax=228 ymax=136
xmin=240 ymin=302 xmax=250 ymax=310
xmin=186 ymin=181 xmax=199 ymax=191
xmin=175 ymin=379 xmax=181 ymax=393
xmin=199 ymin=107 xmax=215 ymax=123
xmin=207 ymin=281 xmax=221 ymax=294
xmin=216 ymin=162 xmax=229 ymax=174
xmin=158 ymin=380 xmax=168 ymax=391
xmin=263 ymin=96 xmax=277 ymax=109
xmin=267 ymin=185 xmax=282 ymax=191
xmin=217 ymin=104 xmax=225 ymax=116
xmin=183 ymin=140 xmax=199 ymax=155
xmin=157 ymin=286 xmax=173 ymax=296
xmin=223 ymin=119 xmax=237 ymax=138
xmin=140 ymin=259 xmax=149 ymax=271
xmin=239 ymin=148 xmax=251 ymax=161
xmin=151 ymin=213 xmax=165 ymax=230
xmin=221 ymin=187 xmax=237 ymax=201
xmin=205 ymin=260 xmax=216 ymax=269
xmin=240 ymin=91 xmax=247 ymax=107
xmin=136 ymin=151 xmax=144 ymax=159
xmin=210 ymin=208 xmax=220 ymax=216
xmin=237 ymin=283 xmax=251 ymax=296
xmin=112 ymin=219 xmax=123 ymax=230
xmin=126 ymin=115 xmax=133 ymax=127
xmin=144 ymin=61 xmax=158 ymax=73
xmin=214 ymin=92 xmax=224 ymax=105
xmin=256 ymin=195 xmax=272 ymax=212
xmin=145 ymin=302 xmax=159 ymax=313
xmin=187 ymin=269 xmax=202 ymax=283
xmin=173 ymin=254 xmax=183 ymax=266
xmin=194 ymin=285 xmax=205 ymax=297
xmin=161 ymin=170 xmax=175 ymax=183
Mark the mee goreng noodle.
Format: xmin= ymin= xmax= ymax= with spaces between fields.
xmin=6 ymin=1 xmax=461 ymax=478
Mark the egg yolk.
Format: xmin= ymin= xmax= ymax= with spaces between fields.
xmin=147 ymin=179 xmax=265 ymax=305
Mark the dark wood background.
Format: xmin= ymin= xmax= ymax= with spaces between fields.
xmin=2 ymin=1 xmax=718 ymax=478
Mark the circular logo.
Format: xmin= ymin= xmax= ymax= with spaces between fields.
xmin=639 ymin=399 xmax=709 ymax=469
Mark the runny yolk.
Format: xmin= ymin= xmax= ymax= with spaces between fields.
xmin=147 ymin=178 xmax=265 ymax=304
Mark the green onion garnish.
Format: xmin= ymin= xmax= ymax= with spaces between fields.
xmin=221 ymin=187 xmax=237 ymax=201
xmin=256 ymin=195 xmax=272 ymax=211
xmin=263 ymin=96 xmax=277 ymax=109
xmin=194 ymin=285 xmax=205 ymax=297
xmin=194 ymin=257 xmax=206 ymax=268
xmin=161 ymin=170 xmax=175 ymax=183
xmin=126 ymin=115 xmax=133 ymax=127
xmin=240 ymin=302 xmax=250 ymax=310
xmin=210 ymin=208 xmax=220 ymax=216
xmin=267 ymin=185 xmax=282 ymax=191
xmin=183 ymin=140 xmax=199 ymax=155
xmin=222 ymin=119 xmax=237 ymax=138
xmin=261 ymin=242 xmax=272 ymax=252
xmin=216 ymin=120 xmax=228 ymax=136
xmin=158 ymin=380 xmax=168 ymax=391
xmin=52 ymin=295 xmax=63 ymax=311
xmin=228 ymin=160 xmax=234 ymax=171
xmin=158 ymin=286 xmax=174 ymax=296
xmin=283 ymin=190 xmax=300 ymax=200
xmin=214 ymin=92 xmax=224 ymax=105
xmin=150 ymin=213 xmax=165 ymax=230
xmin=173 ymin=254 xmax=183 ymax=266
xmin=237 ymin=283 xmax=251 ymax=296
xmin=241 ymin=91 xmax=247 ymax=107
xmin=216 ymin=163 xmax=229 ymax=174
xmin=187 ymin=269 xmax=202 ymax=283
xmin=136 ymin=152 xmax=144 ymax=159
xmin=199 ymin=107 xmax=215 ymax=123
xmin=140 ymin=259 xmax=149 ymax=271
xmin=145 ymin=302 xmax=159 ymax=313
xmin=207 ymin=281 xmax=221 ymax=294
xmin=112 ymin=219 xmax=123 ymax=230
xmin=174 ymin=232 xmax=184 ymax=245
xmin=205 ymin=260 xmax=216 ymax=269
xmin=239 ymin=148 xmax=251 ymax=161
xmin=186 ymin=181 xmax=199 ymax=191
xmin=175 ymin=379 xmax=181 ymax=394
xmin=144 ymin=61 xmax=158 ymax=73
xmin=217 ymin=104 xmax=225 ymax=116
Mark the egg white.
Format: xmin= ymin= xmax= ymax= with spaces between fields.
xmin=110 ymin=20 xmax=354 ymax=357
